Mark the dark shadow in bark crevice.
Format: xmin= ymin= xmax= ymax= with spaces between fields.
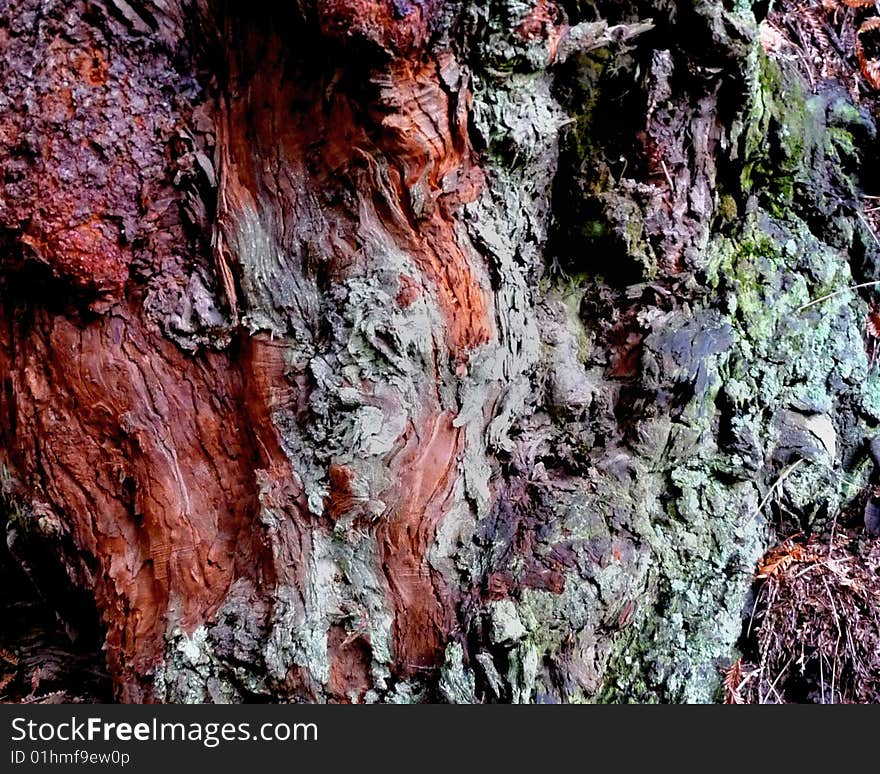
xmin=0 ymin=505 xmax=112 ymax=703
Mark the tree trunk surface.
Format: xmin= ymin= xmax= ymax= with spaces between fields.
xmin=1 ymin=0 xmax=879 ymax=703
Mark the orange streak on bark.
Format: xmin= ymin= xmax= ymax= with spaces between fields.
xmin=220 ymin=43 xmax=492 ymax=355
xmin=377 ymin=411 xmax=461 ymax=674
xmin=372 ymin=57 xmax=492 ymax=352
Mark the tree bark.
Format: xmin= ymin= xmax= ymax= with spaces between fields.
xmin=1 ymin=0 xmax=879 ymax=703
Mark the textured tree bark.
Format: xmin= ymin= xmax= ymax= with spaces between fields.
xmin=2 ymin=0 xmax=879 ymax=703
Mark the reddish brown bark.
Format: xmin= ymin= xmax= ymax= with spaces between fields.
xmin=0 ymin=303 xmax=269 ymax=701
xmin=376 ymin=412 xmax=461 ymax=673
xmin=0 ymin=0 xmax=494 ymax=700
